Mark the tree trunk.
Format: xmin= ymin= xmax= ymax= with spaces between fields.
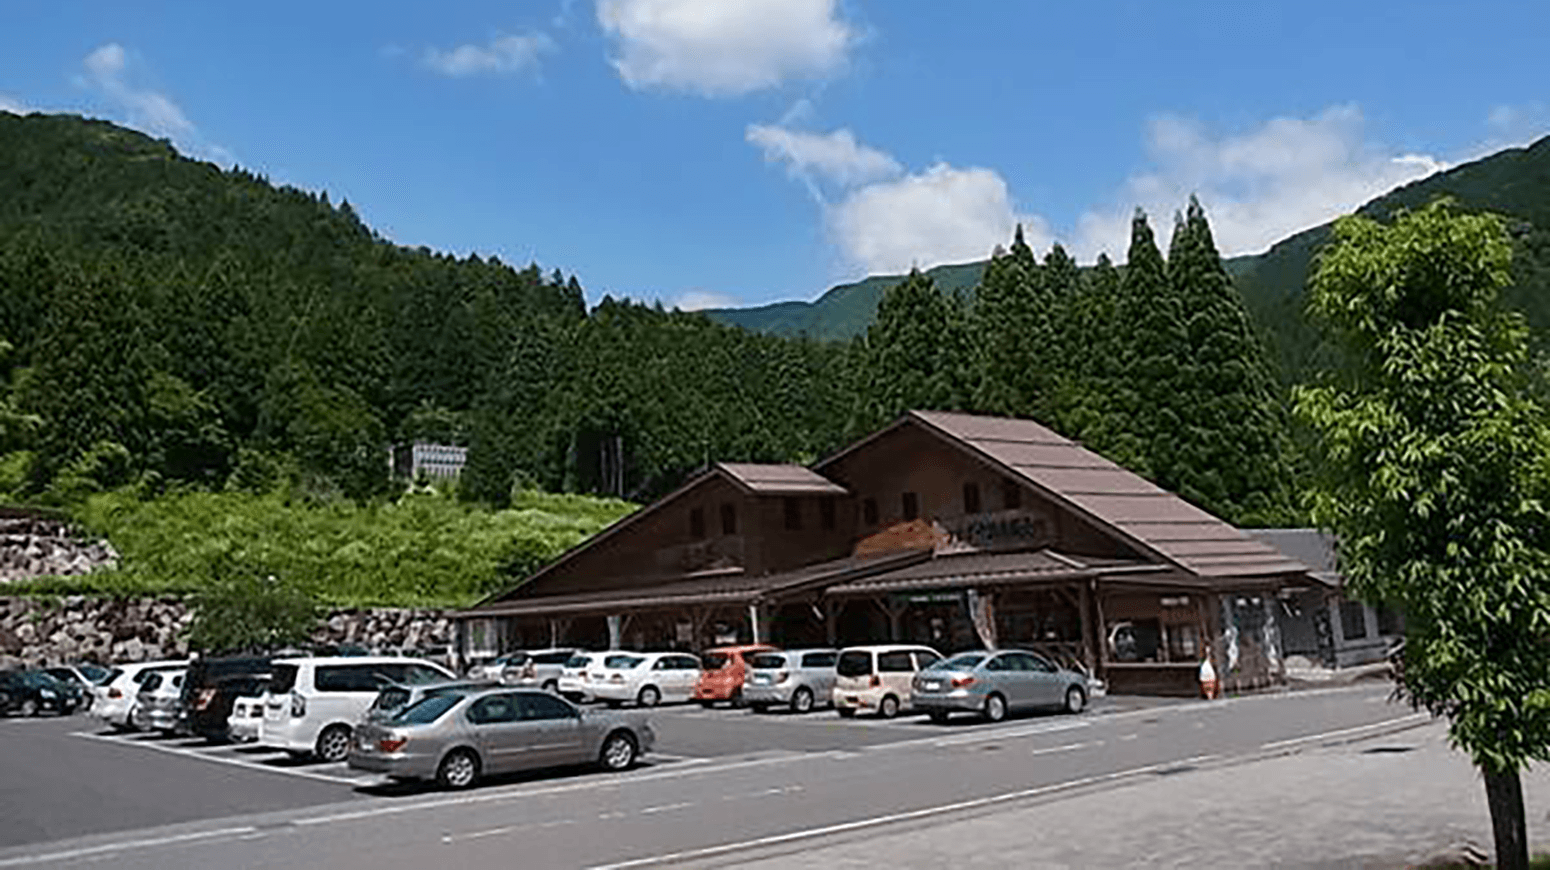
xmin=1484 ymin=766 xmax=1529 ymax=870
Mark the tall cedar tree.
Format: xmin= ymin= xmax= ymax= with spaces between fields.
xmin=1162 ymin=197 xmax=1295 ymax=524
xmin=1109 ymin=211 xmax=1179 ymax=476
xmin=972 ymin=226 xmax=1046 ymax=417
xmin=853 ymin=270 xmax=969 ymax=437
xmin=1295 ymin=201 xmax=1550 ymax=870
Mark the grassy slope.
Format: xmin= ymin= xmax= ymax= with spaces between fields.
xmin=11 ymin=489 xmax=636 ymax=609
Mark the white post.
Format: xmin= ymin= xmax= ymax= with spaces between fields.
xmin=607 ymin=615 xmax=623 ymax=650
xmin=748 ymin=603 xmax=764 ymax=645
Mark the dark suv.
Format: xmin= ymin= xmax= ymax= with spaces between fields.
xmin=177 ymin=656 xmax=273 ymax=742
xmin=0 ymin=670 xmax=83 ymax=716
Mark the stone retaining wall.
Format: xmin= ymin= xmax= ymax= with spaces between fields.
xmin=0 ymin=516 xmax=119 ymax=584
xmin=0 ymin=597 xmax=454 ymax=669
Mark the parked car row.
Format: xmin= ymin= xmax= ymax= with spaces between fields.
xmin=478 ymin=642 xmax=1092 ymax=722
xmin=0 ymin=667 xmax=95 ymax=716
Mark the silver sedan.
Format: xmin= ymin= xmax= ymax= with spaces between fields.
xmin=911 ymin=649 xmax=1089 ymax=723
xmin=348 ymin=687 xmax=654 ymax=789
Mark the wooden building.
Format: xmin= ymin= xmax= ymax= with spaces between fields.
xmin=456 ymin=410 xmax=1312 ymax=695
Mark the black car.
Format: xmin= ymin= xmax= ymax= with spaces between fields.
xmin=177 ymin=656 xmax=273 ymax=742
xmin=0 ymin=670 xmax=83 ymax=717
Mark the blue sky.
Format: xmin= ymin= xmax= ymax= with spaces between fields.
xmin=2 ymin=1 xmax=1547 ymax=310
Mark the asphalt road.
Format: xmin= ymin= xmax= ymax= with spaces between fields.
xmin=0 ymin=684 xmax=1423 ymax=868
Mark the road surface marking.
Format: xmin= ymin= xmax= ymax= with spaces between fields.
xmin=1029 ymin=741 xmax=1094 ymax=756
xmin=1119 ymin=733 xmax=1139 ymax=741
xmin=583 ymin=757 xmax=1215 ymax=870
xmin=0 ymin=827 xmax=258 ymax=868
xmin=69 ymin=731 xmax=370 ymax=785
xmin=919 ymin=719 xmax=1090 ymax=749
xmin=1259 ymin=713 xmax=1430 ymax=750
xmin=293 ymin=751 xmax=853 ymax=827
xmin=639 ymin=801 xmax=695 ymax=815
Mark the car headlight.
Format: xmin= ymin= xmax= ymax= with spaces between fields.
xmin=40 ymin=689 xmax=56 ymax=698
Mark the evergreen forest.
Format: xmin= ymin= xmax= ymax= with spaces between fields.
xmin=7 ymin=113 xmax=1540 ymax=603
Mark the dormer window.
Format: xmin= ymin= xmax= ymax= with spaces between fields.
xmin=784 ymin=497 xmax=802 ymax=530
xmin=721 ymin=503 xmax=737 ymax=535
xmin=902 ymin=492 xmax=919 ymax=521
xmin=1002 ymin=479 xmax=1022 ymax=510
xmin=689 ymin=507 xmax=705 ymax=539
xmin=820 ymin=498 xmax=836 ymax=531
xmin=863 ymin=498 xmax=878 ymax=526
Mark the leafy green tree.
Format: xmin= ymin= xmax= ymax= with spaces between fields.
xmin=185 ymin=556 xmax=321 ymax=655
xmin=1295 ymin=200 xmax=1550 ymax=870
xmin=971 ymin=226 xmax=1049 ymax=417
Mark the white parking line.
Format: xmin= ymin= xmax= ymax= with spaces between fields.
xmin=1259 ymin=713 xmax=1430 ymax=750
xmin=69 ymin=731 xmax=372 ymax=786
xmin=1028 ymin=741 xmax=1096 ymax=757
xmin=583 ymin=757 xmax=1217 ymax=870
xmin=0 ymin=827 xmax=258 ymax=868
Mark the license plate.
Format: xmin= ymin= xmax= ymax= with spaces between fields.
xmin=922 ymin=681 xmax=942 ymax=691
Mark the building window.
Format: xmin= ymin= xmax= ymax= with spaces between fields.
xmin=784 ymin=497 xmax=802 ymax=531
xmin=902 ymin=492 xmax=919 ymax=521
xmin=720 ymin=503 xmax=737 ymax=535
xmin=819 ymin=498 xmax=836 ymax=530
xmin=1002 ymin=480 xmax=1022 ymax=510
xmin=862 ymin=497 xmax=878 ymax=526
xmin=963 ymin=482 xmax=981 ymax=514
xmin=689 ymin=507 xmax=705 ymax=540
xmin=1339 ymin=600 xmax=1368 ymax=640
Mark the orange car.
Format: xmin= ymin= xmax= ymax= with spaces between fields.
xmin=693 ymin=644 xmax=778 ymax=707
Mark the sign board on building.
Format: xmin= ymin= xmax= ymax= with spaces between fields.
xmin=936 ymin=510 xmax=1052 ymax=555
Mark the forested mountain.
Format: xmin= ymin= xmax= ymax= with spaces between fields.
xmin=0 ymin=112 xmax=1321 ymax=529
xmin=0 ymin=113 xmax=849 ymax=507
xmin=709 ymin=135 xmax=1550 ymax=384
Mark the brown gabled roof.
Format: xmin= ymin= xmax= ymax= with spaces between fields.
xmin=820 ymin=410 xmax=1308 ymax=581
xmin=716 ymin=463 xmax=848 ymax=496
xmin=463 ymin=549 xmax=931 ymax=619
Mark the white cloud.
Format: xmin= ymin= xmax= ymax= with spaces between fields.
xmin=597 ymin=0 xmax=854 ymax=96
xmin=79 ymin=42 xmax=232 ymax=165
xmin=746 ymin=124 xmax=901 ymax=190
xmin=423 ymin=32 xmax=555 ymax=77
xmin=671 ymin=289 xmax=739 ymax=311
xmin=1072 ymin=106 xmax=1447 ymax=261
xmin=829 ymin=163 xmax=1049 ymax=276
xmin=0 ymin=94 xmax=31 ymax=115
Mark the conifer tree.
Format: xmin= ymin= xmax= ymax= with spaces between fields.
xmin=853 ymin=269 xmax=969 ymax=436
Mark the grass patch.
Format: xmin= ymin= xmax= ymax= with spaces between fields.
xmin=8 ymin=487 xmax=636 ymax=609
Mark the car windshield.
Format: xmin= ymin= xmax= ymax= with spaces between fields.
xmin=140 ymin=673 xmax=163 ymax=691
xmin=702 ymin=653 xmax=732 ymax=670
xmin=604 ymin=655 xmax=644 ymax=669
xmin=392 ymin=693 xmax=461 ymax=724
xmin=79 ymin=664 xmax=112 ymax=684
xmin=565 ymin=655 xmax=591 ymax=669
xmin=749 ymin=654 xmax=787 ymax=670
xmin=836 ymin=651 xmax=873 ymax=677
xmin=533 ymin=651 xmax=573 ymax=665
xmin=268 ymin=665 xmax=299 ymax=694
xmin=927 ymin=654 xmax=986 ymax=672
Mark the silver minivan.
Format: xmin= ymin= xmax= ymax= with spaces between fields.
xmin=744 ymin=649 xmax=839 ymax=713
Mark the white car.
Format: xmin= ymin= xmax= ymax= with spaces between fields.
xmin=587 ymin=651 xmax=702 ymax=708
xmin=500 ymin=648 xmax=579 ymax=691
xmin=556 ymin=652 xmax=597 ymax=702
xmin=131 ymin=669 xmax=187 ymax=732
xmin=466 ymin=651 xmax=530 ymax=682
xmin=226 ymin=694 xmax=266 ymax=743
xmin=260 ymin=657 xmax=455 ymax=762
xmin=91 ymin=660 xmax=189 ymax=731
xmin=832 ymin=645 xmax=942 ymax=719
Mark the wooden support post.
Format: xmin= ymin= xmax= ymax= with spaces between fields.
xmin=824 ymin=599 xmax=840 ymax=646
xmin=1078 ymin=582 xmax=1096 ymax=676
xmin=1092 ymin=582 xmax=1110 ymax=680
xmin=748 ymin=603 xmax=766 ymax=645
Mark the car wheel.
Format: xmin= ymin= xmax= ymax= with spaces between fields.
xmin=878 ymin=695 xmax=900 ymax=719
xmin=791 ymin=687 xmax=814 ymax=714
xmin=542 ymin=680 xmax=559 ymax=693
xmin=984 ymin=693 xmax=1008 ymax=723
xmin=605 ymin=699 xmax=622 ymax=708
xmin=598 ymin=731 xmax=638 ymax=771
xmin=19 ymin=698 xmax=38 ymax=718
xmin=837 ymin=707 xmax=857 ymax=719
xmin=729 ymin=689 xmax=744 ymax=709
xmin=315 ymin=724 xmax=352 ymax=763
xmin=1064 ymin=686 xmax=1087 ymax=715
xmin=696 ymin=699 xmax=714 ymax=708
xmin=637 ymin=685 xmax=661 ymax=708
xmin=749 ymin=702 xmax=769 ymax=714
xmin=436 ymin=749 xmax=480 ymax=790
xmin=929 ymin=711 xmax=951 ymax=724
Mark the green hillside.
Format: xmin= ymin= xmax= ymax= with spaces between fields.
xmin=704 ymin=260 xmax=984 ymax=341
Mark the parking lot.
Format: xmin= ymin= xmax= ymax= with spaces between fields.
xmin=0 ymin=696 xmax=1131 ymax=848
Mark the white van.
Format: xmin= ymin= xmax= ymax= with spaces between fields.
xmin=260 ymin=657 xmax=454 ymax=761
xmin=832 ymin=645 xmax=942 ymax=719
